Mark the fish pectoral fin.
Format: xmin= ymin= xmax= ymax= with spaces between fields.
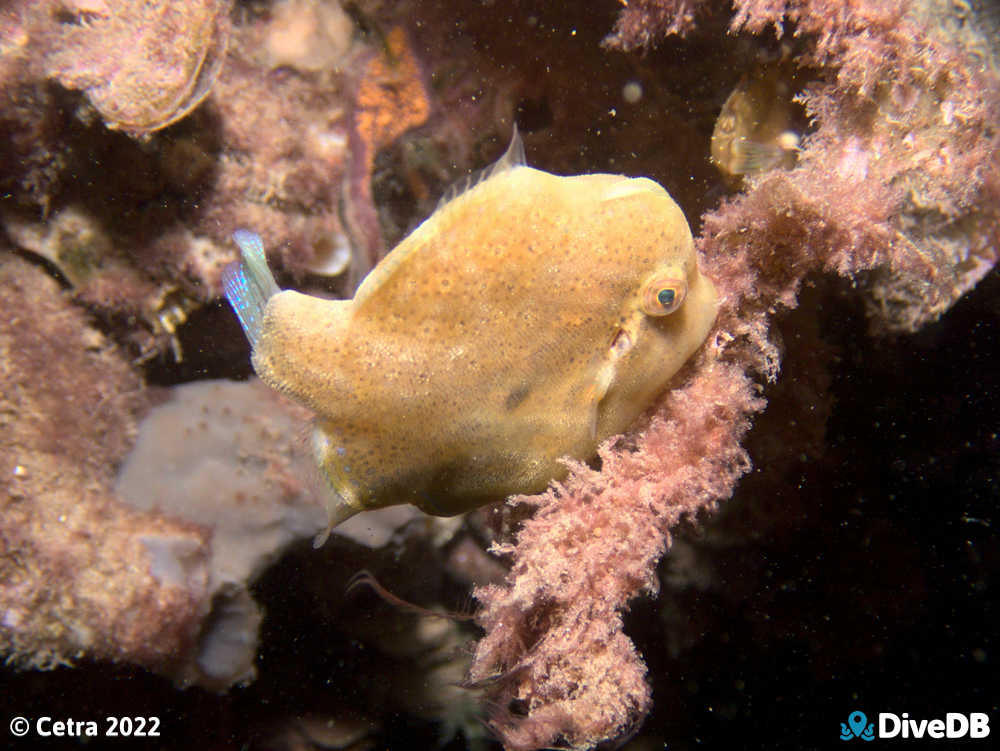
xmin=586 ymin=326 xmax=635 ymax=440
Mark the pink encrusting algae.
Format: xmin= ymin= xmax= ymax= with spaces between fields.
xmin=471 ymin=1 xmax=999 ymax=748
xmin=469 ymin=360 xmax=764 ymax=750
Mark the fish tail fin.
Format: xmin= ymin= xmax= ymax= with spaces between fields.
xmin=222 ymin=230 xmax=281 ymax=349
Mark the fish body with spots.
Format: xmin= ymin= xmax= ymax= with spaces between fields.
xmin=224 ymin=132 xmax=718 ymax=542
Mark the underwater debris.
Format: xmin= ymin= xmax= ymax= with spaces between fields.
xmin=223 ymin=131 xmax=718 ymax=541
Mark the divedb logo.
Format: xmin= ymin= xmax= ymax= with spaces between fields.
xmin=840 ymin=710 xmax=990 ymax=741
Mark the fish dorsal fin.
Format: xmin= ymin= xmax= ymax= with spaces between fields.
xmin=435 ymin=125 xmax=526 ymax=211
xmin=353 ymin=126 xmax=527 ymax=309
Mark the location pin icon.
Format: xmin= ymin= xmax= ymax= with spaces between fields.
xmin=848 ymin=711 xmax=868 ymax=738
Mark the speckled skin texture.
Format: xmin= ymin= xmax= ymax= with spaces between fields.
xmin=252 ymin=164 xmax=717 ymax=521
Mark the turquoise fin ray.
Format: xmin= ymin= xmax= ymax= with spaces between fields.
xmin=222 ymin=230 xmax=281 ymax=350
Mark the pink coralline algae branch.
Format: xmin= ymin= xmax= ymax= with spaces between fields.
xmin=470 ymin=1 xmax=1000 ymax=749
xmin=470 ymin=360 xmax=763 ymax=750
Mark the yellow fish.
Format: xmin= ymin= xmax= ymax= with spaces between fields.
xmin=223 ymin=131 xmax=718 ymax=544
xmin=711 ymin=68 xmax=801 ymax=178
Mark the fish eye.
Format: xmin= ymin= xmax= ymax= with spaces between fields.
xmin=641 ymin=272 xmax=687 ymax=316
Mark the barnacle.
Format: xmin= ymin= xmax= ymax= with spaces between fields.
xmin=46 ymin=0 xmax=231 ymax=136
xmin=3 ymin=205 xmax=116 ymax=286
xmin=149 ymin=288 xmax=200 ymax=363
